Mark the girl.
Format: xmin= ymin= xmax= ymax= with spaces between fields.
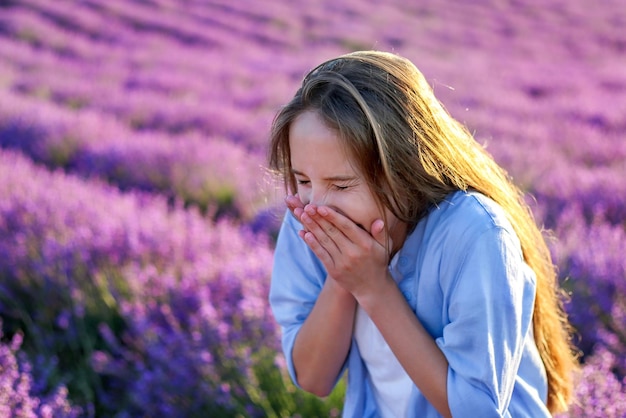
xmin=268 ymin=51 xmax=577 ymax=417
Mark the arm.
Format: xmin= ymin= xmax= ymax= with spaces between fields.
xmin=435 ymin=226 xmax=535 ymax=417
xmin=357 ymin=276 xmax=452 ymax=417
xmin=299 ymin=202 xmax=534 ymax=417
xmin=362 ymin=226 xmax=532 ymax=418
xmin=269 ymin=205 xmax=355 ymax=397
xmin=299 ymin=204 xmax=452 ymax=416
xmin=292 ymin=276 xmax=356 ymax=396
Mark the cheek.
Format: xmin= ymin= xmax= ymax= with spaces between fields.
xmin=335 ymin=196 xmax=377 ymax=231
xmin=357 ymin=200 xmax=387 ymax=232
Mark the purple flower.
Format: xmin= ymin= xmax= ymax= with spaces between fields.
xmin=556 ymin=347 xmax=626 ymax=418
xmin=0 ymin=0 xmax=624 ymax=415
xmin=0 ymin=322 xmax=82 ymax=417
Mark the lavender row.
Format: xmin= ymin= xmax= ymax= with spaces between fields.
xmin=487 ymin=118 xmax=626 ymax=227
xmin=0 ymin=0 xmax=624 ymax=413
xmin=0 ymin=90 xmax=276 ymax=220
xmin=0 ymin=3 xmax=299 ymax=149
xmin=0 ymin=150 xmax=623 ymax=415
xmin=1 ymin=115 xmax=623 ymax=415
xmin=3 ymin=0 xmax=624 ymax=224
xmin=4 ymin=0 xmax=623 ymax=127
xmin=3 ymin=0 xmax=623 ymax=171
xmin=5 ymin=0 xmax=622 ymax=154
xmin=0 ymin=149 xmax=283 ymax=415
xmin=544 ymin=202 xmax=626 ymax=356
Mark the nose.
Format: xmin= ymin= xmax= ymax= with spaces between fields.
xmin=302 ymin=186 xmax=329 ymax=207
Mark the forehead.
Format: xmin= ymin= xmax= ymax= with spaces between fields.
xmin=289 ymin=111 xmax=357 ymax=174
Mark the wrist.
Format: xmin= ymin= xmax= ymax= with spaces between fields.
xmin=353 ymin=271 xmax=397 ymax=312
xmin=325 ymin=275 xmax=357 ymax=302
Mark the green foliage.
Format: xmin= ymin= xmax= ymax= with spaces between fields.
xmin=0 ymin=263 xmax=132 ymax=416
xmin=47 ymin=135 xmax=80 ymax=168
xmin=1 ymin=258 xmax=345 ymax=416
xmin=251 ymin=348 xmax=345 ymax=418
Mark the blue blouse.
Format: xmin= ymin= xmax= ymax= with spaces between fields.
xmin=270 ymin=191 xmax=550 ymax=417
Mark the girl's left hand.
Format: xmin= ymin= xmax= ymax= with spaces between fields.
xmin=298 ymin=204 xmax=391 ymax=298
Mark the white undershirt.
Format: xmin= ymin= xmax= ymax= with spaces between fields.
xmin=354 ymin=254 xmax=413 ymax=418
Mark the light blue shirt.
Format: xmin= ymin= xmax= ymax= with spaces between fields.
xmin=270 ymin=191 xmax=550 ymax=417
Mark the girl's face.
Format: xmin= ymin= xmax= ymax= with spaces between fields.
xmin=289 ymin=110 xmax=407 ymax=251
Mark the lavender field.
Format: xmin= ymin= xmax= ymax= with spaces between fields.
xmin=0 ymin=0 xmax=624 ymax=416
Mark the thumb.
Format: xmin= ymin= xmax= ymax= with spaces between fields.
xmin=370 ymin=219 xmax=387 ymax=247
xmin=371 ymin=219 xmax=394 ymax=258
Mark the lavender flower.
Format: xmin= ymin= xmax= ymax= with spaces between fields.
xmin=556 ymin=347 xmax=626 ymax=418
xmin=547 ymin=203 xmax=626 ymax=356
xmin=0 ymin=322 xmax=82 ymax=418
xmin=0 ymin=0 xmax=625 ymax=415
xmin=0 ymin=149 xmax=278 ymax=415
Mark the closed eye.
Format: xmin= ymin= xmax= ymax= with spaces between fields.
xmin=333 ymin=184 xmax=349 ymax=191
xmin=296 ymin=179 xmax=310 ymax=185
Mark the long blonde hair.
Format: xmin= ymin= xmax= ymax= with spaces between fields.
xmin=268 ymin=50 xmax=578 ymax=413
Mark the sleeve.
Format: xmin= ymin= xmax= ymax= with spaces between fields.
xmin=268 ymin=210 xmax=328 ymax=387
xmin=435 ymin=225 xmax=537 ymax=418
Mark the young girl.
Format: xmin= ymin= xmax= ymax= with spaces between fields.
xmin=268 ymin=51 xmax=577 ymax=417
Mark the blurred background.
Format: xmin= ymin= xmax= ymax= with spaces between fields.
xmin=0 ymin=0 xmax=624 ymax=416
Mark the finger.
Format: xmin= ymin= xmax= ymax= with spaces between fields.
xmin=285 ymin=194 xmax=304 ymax=214
xmin=306 ymin=204 xmax=336 ymax=230
xmin=370 ymin=219 xmax=386 ymax=247
xmin=371 ymin=219 xmax=394 ymax=256
xmin=315 ymin=205 xmax=368 ymax=244
xmin=285 ymin=195 xmax=309 ymax=230
xmin=301 ymin=230 xmax=336 ymax=267
xmin=304 ymin=204 xmax=349 ymax=245
xmin=293 ymin=206 xmax=304 ymax=220
xmin=300 ymin=209 xmax=342 ymax=255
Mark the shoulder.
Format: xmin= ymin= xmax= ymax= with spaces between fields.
xmin=409 ymin=192 xmax=532 ymax=304
xmin=425 ymin=190 xmax=515 ymax=238
xmin=414 ymin=190 xmax=521 ymax=268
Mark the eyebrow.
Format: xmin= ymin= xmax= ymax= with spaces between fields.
xmin=291 ymin=169 xmax=358 ymax=182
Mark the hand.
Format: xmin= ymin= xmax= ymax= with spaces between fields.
xmin=298 ymin=204 xmax=392 ymax=298
xmin=285 ymin=194 xmax=307 ymax=228
xmin=286 ymin=194 xmax=305 ymax=214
